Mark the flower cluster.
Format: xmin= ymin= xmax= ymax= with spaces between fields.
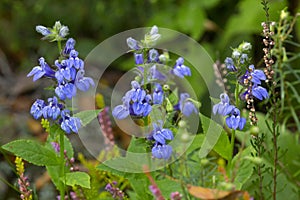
xmin=213 ymin=93 xmax=246 ymax=130
xmin=105 ymin=181 xmax=125 ymax=200
xmin=15 ymin=157 xmax=32 ymax=200
xmin=214 ymin=42 xmax=269 ymax=128
xmin=28 ymin=22 xmax=94 ymax=133
xmin=112 ymin=26 xmax=198 ymax=159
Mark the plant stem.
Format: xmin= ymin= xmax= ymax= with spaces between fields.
xmin=229 ymin=82 xmax=240 ymax=164
xmin=57 ymin=40 xmax=62 ymax=53
xmin=59 ymin=131 xmax=65 ymax=200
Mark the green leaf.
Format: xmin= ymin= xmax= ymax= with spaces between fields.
xmin=46 ymin=165 xmax=62 ymax=190
xmin=127 ymin=137 xmax=148 ymax=154
xmin=231 ymin=146 xmax=254 ymax=190
xmin=149 ymin=105 xmax=165 ymax=124
xmin=156 ymin=179 xmax=182 ymax=197
xmin=63 ymin=172 xmax=91 ymax=189
xmin=213 ymin=131 xmax=231 ymax=160
xmin=176 ymin=0 xmax=206 ymax=40
xmin=74 ymin=109 xmax=102 ymax=126
xmin=198 ymin=114 xmax=223 ymax=158
xmin=2 ymin=139 xmax=59 ymax=166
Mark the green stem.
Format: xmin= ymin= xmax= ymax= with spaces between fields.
xmin=229 ymin=82 xmax=240 ymax=165
xmin=59 ymin=131 xmax=65 ymax=200
xmin=57 ymin=40 xmax=62 ymax=54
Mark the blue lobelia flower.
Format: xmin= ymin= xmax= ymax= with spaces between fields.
xmin=172 ymin=57 xmax=191 ymax=78
xmin=69 ymin=50 xmax=84 ymax=70
xmin=112 ymin=81 xmax=152 ymax=119
xmin=134 ymin=53 xmax=144 ymax=65
xmin=63 ymin=38 xmax=76 ymax=55
xmin=131 ymin=94 xmax=152 ymax=117
xmin=252 ymin=84 xmax=269 ymax=100
xmin=127 ymin=37 xmax=140 ymax=50
xmin=152 ymin=143 xmax=172 ymax=160
xmin=58 ymin=25 xmax=69 ymax=38
xmin=150 ymin=121 xmax=173 ymax=144
xmin=112 ymin=104 xmax=130 ymax=120
xmin=213 ymin=93 xmax=235 ymax=116
xmin=42 ymin=96 xmax=63 ymax=120
xmin=149 ymin=65 xmax=166 ymax=81
xmin=27 ymin=57 xmax=55 ymax=81
xmin=249 ymin=65 xmax=266 ymax=84
xmin=75 ymin=69 xmax=95 ymax=91
xmin=177 ymin=93 xmax=197 ymax=117
xmin=225 ymin=108 xmax=246 ymax=130
xmin=153 ymin=84 xmax=164 ymax=105
xmin=148 ymin=49 xmax=159 ymax=62
xmin=224 ymin=57 xmax=236 ymax=71
xmin=149 ymin=25 xmax=161 ymax=41
xmin=60 ymin=110 xmax=81 ymax=134
xmin=55 ymin=59 xmax=76 ymax=83
xmin=55 ymin=82 xmax=77 ymax=100
xmin=36 ymin=25 xmax=51 ymax=36
xmin=30 ymin=99 xmax=46 ymax=119
xmin=240 ymin=53 xmax=248 ymax=64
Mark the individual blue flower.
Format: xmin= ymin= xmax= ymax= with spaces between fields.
xmin=232 ymin=50 xmax=241 ymax=59
xmin=134 ymin=53 xmax=144 ymax=65
xmin=27 ymin=57 xmax=55 ymax=81
xmin=35 ymin=25 xmax=51 ymax=36
xmin=30 ymin=99 xmax=46 ymax=119
xmin=225 ymin=108 xmax=246 ymax=130
xmin=55 ymin=59 xmax=76 ymax=83
xmin=42 ymin=96 xmax=63 ymax=120
xmin=213 ymin=93 xmax=235 ymax=116
xmin=131 ymin=101 xmax=152 ymax=117
xmin=148 ymin=49 xmax=159 ymax=62
xmin=130 ymin=81 xmax=146 ymax=102
xmin=60 ymin=110 xmax=81 ymax=134
xmin=69 ymin=50 xmax=84 ymax=70
xmin=152 ymin=143 xmax=172 ymax=160
xmin=149 ymin=65 xmax=166 ymax=81
xmin=150 ymin=121 xmax=173 ymax=144
xmin=249 ymin=65 xmax=266 ymax=84
xmin=153 ymin=84 xmax=164 ymax=105
xmin=112 ymin=104 xmax=130 ymax=120
xmin=252 ymin=84 xmax=269 ymax=100
xmin=127 ymin=37 xmax=140 ymax=50
xmin=172 ymin=57 xmax=191 ymax=78
xmin=59 ymin=25 xmax=69 ymax=38
xmin=55 ymin=82 xmax=76 ymax=100
xmin=63 ymin=38 xmax=76 ymax=55
xmin=149 ymin=25 xmax=161 ymax=41
xmin=75 ymin=69 xmax=95 ymax=91
xmin=177 ymin=93 xmax=197 ymax=117
xmin=224 ymin=57 xmax=236 ymax=71
xmin=240 ymin=53 xmax=248 ymax=64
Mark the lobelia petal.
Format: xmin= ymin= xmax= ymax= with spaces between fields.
xmin=112 ymin=105 xmax=129 ymax=119
xmin=27 ymin=66 xmax=42 ymax=77
xmin=33 ymin=71 xmax=46 ymax=81
xmin=238 ymin=117 xmax=246 ymax=130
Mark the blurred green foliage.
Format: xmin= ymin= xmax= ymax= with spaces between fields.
xmin=0 ymin=0 xmax=298 ymax=72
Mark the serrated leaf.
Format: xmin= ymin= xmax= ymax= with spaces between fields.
xmin=63 ymin=172 xmax=91 ymax=189
xmin=2 ymin=140 xmax=59 ymax=166
xmin=74 ymin=109 xmax=102 ymax=126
